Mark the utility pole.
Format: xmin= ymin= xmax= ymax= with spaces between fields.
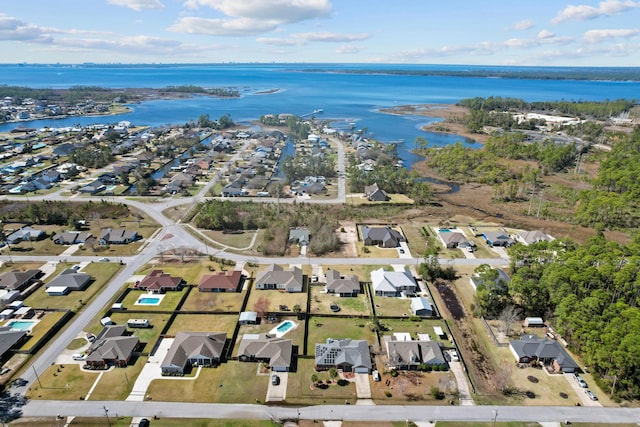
xmin=536 ymin=189 xmax=544 ymax=218
xmin=32 ymin=365 xmax=42 ymax=388
xmin=103 ymin=406 xmax=111 ymax=427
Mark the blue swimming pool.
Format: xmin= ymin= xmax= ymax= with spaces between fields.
xmin=135 ymin=295 xmax=164 ymax=305
xmin=6 ymin=320 xmax=36 ymax=331
xmin=277 ymin=320 xmax=294 ymax=333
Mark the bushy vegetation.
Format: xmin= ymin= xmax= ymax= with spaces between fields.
xmin=259 ymin=114 xmax=311 ymax=139
xmin=0 ymin=200 xmax=131 ymax=226
xmin=505 ymin=235 xmax=640 ymax=399
xmin=68 ymin=145 xmax=114 ymax=168
xmin=281 ymin=154 xmax=336 ymax=183
xmin=197 ymin=113 xmax=235 ymax=130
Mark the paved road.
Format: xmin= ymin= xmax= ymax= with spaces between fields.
xmin=19 ymin=401 xmax=640 ymax=424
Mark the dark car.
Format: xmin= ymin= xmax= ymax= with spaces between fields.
xmin=138 ymin=418 xmax=150 ymax=427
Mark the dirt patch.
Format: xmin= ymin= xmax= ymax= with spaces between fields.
xmin=435 ymin=280 xmax=466 ymax=321
xmin=334 ymin=221 xmax=358 ymax=258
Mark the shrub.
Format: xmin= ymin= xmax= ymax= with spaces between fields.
xmin=384 ymin=391 xmax=392 ymax=397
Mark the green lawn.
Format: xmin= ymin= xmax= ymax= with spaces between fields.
xmin=181 ymin=288 xmax=246 ymax=312
xmin=372 ymin=294 xmax=413 ymax=317
xmin=285 ymin=358 xmax=357 ymax=405
xmin=201 ymin=230 xmax=257 ymax=249
xmin=26 ymin=364 xmax=98 ymax=400
xmin=86 ymin=357 xmax=147 ymax=401
xmin=245 ymin=287 xmax=308 ymax=314
xmin=107 ymin=312 xmax=172 ymax=352
xmin=309 ymin=286 xmax=371 ymax=316
xmin=166 ymin=314 xmax=239 ymax=336
xmin=135 ymin=264 xmax=214 ymax=285
xmin=120 ymin=288 xmax=187 ymax=312
xmin=16 ymin=311 xmax=67 ymax=351
xmin=307 ymin=317 xmax=378 ymax=353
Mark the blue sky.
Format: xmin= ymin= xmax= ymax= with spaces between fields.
xmin=1 ymin=0 xmax=639 ymax=65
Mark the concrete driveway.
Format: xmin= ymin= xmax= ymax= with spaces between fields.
xmin=266 ymin=372 xmax=288 ymax=402
xmin=564 ymin=373 xmax=602 ymax=407
xmin=127 ymin=337 xmax=174 ymax=401
xmin=354 ymin=373 xmax=371 ymax=399
xmin=448 ymin=360 xmax=474 ymax=405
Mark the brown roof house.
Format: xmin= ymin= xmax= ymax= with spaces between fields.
xmin=85 ymin=325 xmax=139 ymax=368
xmin=161 ymin=332 xmax=226 ymax=375
xmin=135 ymin=270 xmax=184 ymax=293
xmin=238 ymin=333 xmax=293 ymax=372
xmin=255 ymin=265 xmax=303 ymax=293
xmin=198 ymin=270 xmax=244 ymax=293
xmin=324 ymin=269 xmax=361 ymax=297
xmin=0 ymin=269 xmax=42 ymax=291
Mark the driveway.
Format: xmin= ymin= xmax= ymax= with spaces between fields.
xmin=448 ymin=359 xmax=474 ymax=405
xmin=564 ymin=373 xmax=602 ymax=407
xmin=127 ymin=337 xmax=174 ymax=401
xmin=266 ymin=372 xmax=288 ymax=402
xmin=354 ymin=373 xmax=371 ymax=399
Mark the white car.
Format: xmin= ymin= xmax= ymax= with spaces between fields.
xmin=449 ymin=350 xmax=460 ymax=362
xmin=72 ymin=353 xmax=86 ymax=361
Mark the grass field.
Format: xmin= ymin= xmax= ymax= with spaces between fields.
xmin=107 ymin=312 xmax=172 ymax=352
xmin=309 ymin=286 xmax=371 ymax=316
xmin=17 ymin=311 xmax=67 ymax=351
xmin=181 ymin=287 xmax=246 ymax=312
xmin=166 ymin=314 xmax=239 ymax=336
xmin=378 ymin=318 xmax=452 ymax=347
xmin=87 ymin=357 xmax=147 ymax=401
xmin=370 ymin=369 xmax=456 ymax=404
xmin=307 ymin=317 xmax=378 ymax=352
xmin=245 ymin=287 xmax=308 ymax=314
xmin=202 ymin=229 xmax=257 ymax=249
xmin=120 ymin=288 xmax=187 ymax=312
xmin=285 ymin=358 xmax=358 ymax=405
xmin=372 ymin=294 xmax=413 ymax=317
xmin=26 ymin=363 xmax=98 ymax=400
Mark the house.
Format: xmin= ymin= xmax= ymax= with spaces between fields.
xmin=52 ymin=143 xmax=77 ymax=157
xmin=364 ymin=183 xmax=389 ymax=202
xmin=41 ymin=169 xmax=61 ymax=183
xmin=482 ymin=230 xmax=514 ymax=247
xmin=237 ymin=333 xmax=293 ymax=372
xmin=324 ymin=269 xmax=361 ymax=297
xmin=514 ymin=230 xmax=553 ymax=246
xmin=135 ymin=270 xmax=184 ymax=293
xmin=371 ymin=267 xmax=418 ymax=297
xmin=469 ymin=268 xmax=511 ymax=291
xmin=52 ymin=231 xmax=92 ymax=245
xmin=46 ymin=286 xmax=70 ymax=296
xmin=288 ymin=228 xmax=310 ymax=246
xmin=384 ymin=335 xmax=446 ymax=370
xmin=0 ymin=327 xmax=27 ymax=362
xmin=45 ymin=269 xmax=92 ymax=292
xmin=99 ymin=228 xmax=138 ymax=245
xmin=255 ymin=265 xmax=303 ymax=293
xmin=85 ymin=325 xmax=139 ymax=368
xmin=315 ymin=338 xmax=372 ymax=373
xmin=161 ymin=332 xmax=226 ymax=375
xmin=198 ymin=270 xmax=244 ymax=293
xmin=239 ymin=311 xmax=258 ymax=325
xmin=509 ymin=335 xmax=579 ymax=373
xmin=410 ymin=297 xmax=434 ymax=317
xmin=0 ymin=269 xmax=43 ymax=291
xmin=221 ymin=180 xmax=247 ymax=197
xmin=78 ymin=180 xmax=106 ymax=194
xmin=437 ymin=230 xmax=469 ymax=249
xmin=361 ymin=225 xmax=405 ymax=248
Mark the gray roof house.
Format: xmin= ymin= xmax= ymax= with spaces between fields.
xmin=437 ymin=230 xmax=469 ymax=248
xmin=288 ymin=228 xmax=310 ymax=246
xmin=237 ymin=333 xmax=293 ymax=372
xmin=482 ymin=230 xmax=515 ymax=247
xmin=45 ymin=269 xmax=92 ymax=291
xmin=52 ymin=231 xmax=92 ymax=245
xmin=514 ymin=230 xmax=553 ymax=246
xmin=255 ymin=265 xmax=303 ymax=293
xmin=315 ymin=338 xmax=372 ymax=373
xmin=509 ymin=335 xmax=579 ymax=373
xmin=362 ymin=225 xmax=405 ymax=248
xmin=86 ymin=325 xmax=139 ymax=368
xmin=0 ymin=327 xmax=27 ymax=361
xmin=0 ymin=269 xmax=42 ymax=291
xmin=384 ymin=335 xmax=446 ymax=370
xmin=364 ymin=183 xmax=389 ymax=202
xmin=324 ymin=269 xmax=361 ymax=297
xmin=161 ymin=332 xmax=226 ymax=375
xmin=371 ymin=267 xmax=418 ymax=297
xmin=410 ymin=297 xmax=434 ymax=317
xmin=99 ymin=228 xmax=138 ymax=245
xmin=6 ymin=226 xmax=45 ymax=244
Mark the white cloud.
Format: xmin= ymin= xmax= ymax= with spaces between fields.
xmin=256 ymin=31 xmax=369 ymax=46
xmin=182 ymin=0 xmax=331 ymax=24
xmin=169 ymin=17 xmax=280 ymax=36
xmin=107 ymin=0 xmax=165 ymax=11
xmin=508 ymin=19 xmax=535 ymax=31
xmin=552 ymin=0 xmax=640 ymax=24
xmin=0 ymin=14 xmax=52 ymax=42
xmin=256 ymin=37 xmax=300 ymax=46
xmin=583 ymin=28 xmax=640 ymax=42
xmin=336 ymin=44 xmax=364 ymax=54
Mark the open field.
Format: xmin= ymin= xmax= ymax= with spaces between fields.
xmin=166 ymin=314 xmax=239 ymax=336
xmin=26 ymin=363 xmax=98 ymax=400
xmin=285 ymin=358 xmax=358 ymax=405
xmin=119 ymin=288 xmax=187 ymax=312
xmin=309 ymin=285 xmax=371 ymax=316
xmin=201 ymin=229 xmax=257 ymax=249
xmin=87 ymin=357 xmax=147 ymax=401
xmin=181 ymin=287 xmax=246 ymax=312
xmin=372 ymin=295 xmax=414 ymax=317
xmin=379 ymin=318 xmax=452 ymax=347
xmin=245 ymin=287 xmax=308 ymax=314
xmin=307 ymin=317 xmax=378 ymax=354
xmin=370 ymin=369 xmax=457 ymax=404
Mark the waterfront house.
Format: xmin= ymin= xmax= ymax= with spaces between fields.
xmin=161 ymin=332 xmax=226 ymax=375
xmin=364 ymin=183 xmax=389 ymax=202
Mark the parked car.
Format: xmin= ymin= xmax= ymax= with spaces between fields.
xmin=271 ymin=374 xmax=280 ymax=385
xmin=574 ymin=373 xmax=588 ymax=388
xmin=449 ymin=350 xmax=460 ymax=362
xmin=399 ymin=249 xmax=405 ymax=254
xmin=86 ymin=333 xmax=96 ymax=342
xmin=99 ymin=257 xmax=110 ymax=262
xmin=1 ymin=367 xmax=11 ymax=375
xmin=372 ymin=370 xmax=381 ymax=382
xmin=585 ymin=390 xmax=598 ymax=401
xmin=72 ymin=353 xmax=86 ymax=361
xmin=139 ymin=418 xmax=150 ymax=427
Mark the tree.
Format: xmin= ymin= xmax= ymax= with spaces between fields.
xmin=311 ymin=373 xmax=319 ymax=385
xmin=253 ymin=296 xmax=271 ymax=318
xmin=328 ymin=367 xmax=338 ymax=380
xmin=499 ymin=306 xmax=520 ymax=337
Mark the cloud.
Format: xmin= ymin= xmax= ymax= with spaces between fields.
xmin=336 ymin=44 xmax=364 ymax=54
xmin=256 ymin=31 xmax=369 ymax=46
xmin=583 ymin=28 xmax=640 ymax=42
xmin=508 ymin=19 xmax=535 ymax=31
xmin=0 ymin=14 xmax=52 ymax=42
xmin=182 ymin=0 xmax=331 ymax=24
xmin=169 ymin=17 xmax=280 ymax=36
xmin=552 ymin=0 xmax=640 ymax=24
xmin=107 ymin=0 xmax=165 ymax=11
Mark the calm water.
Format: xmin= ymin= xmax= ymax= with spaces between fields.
xmin=2 ymin=64 xmax=639 ymax=168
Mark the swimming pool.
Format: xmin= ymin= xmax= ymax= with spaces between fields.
xmin=269 ymin=320 xmax=297 ymax=338
xmin=5 ymin=320 xmax=37 ymax=331
xmin=135 ymin=295 xmax=164 ymax=306
xmin=439 ymin=229 xmax=452 ymax=233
